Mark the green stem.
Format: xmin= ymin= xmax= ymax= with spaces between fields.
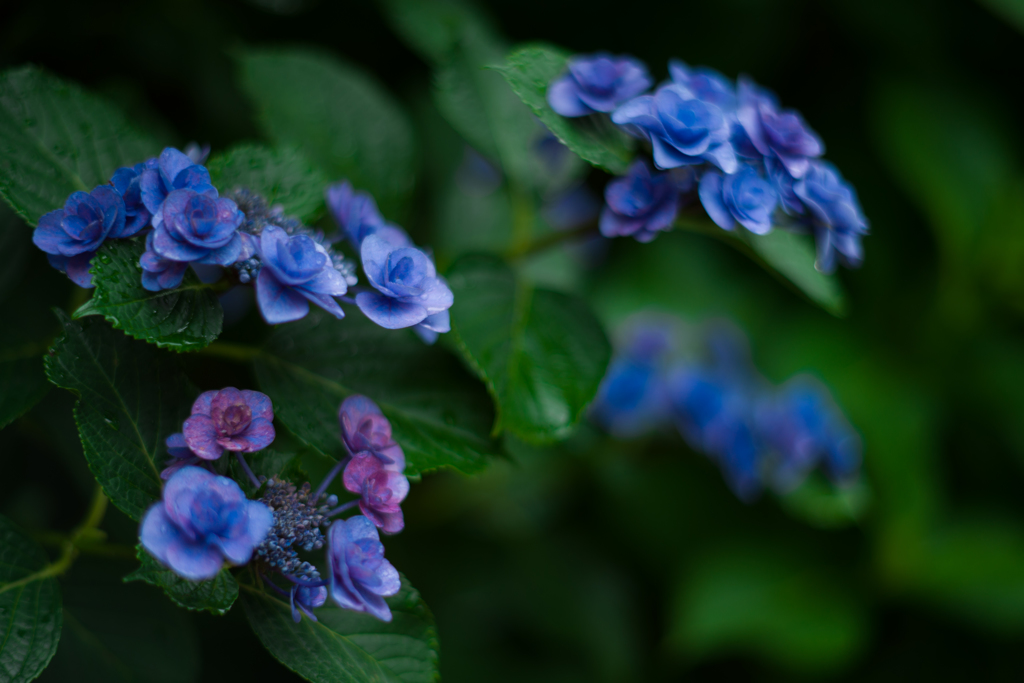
xmin=199 ymin=341 xmax=264 ymax=362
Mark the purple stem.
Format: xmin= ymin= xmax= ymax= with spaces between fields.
xmin=262 ymin=575 xmax=291 ymax=599
xmin=327 ymin=500 xmax=360 ymax=518
xmin=234 ymin=452 xmax=261 ymax=490
xmin=312 ymin=455 xmax=351 ymax=502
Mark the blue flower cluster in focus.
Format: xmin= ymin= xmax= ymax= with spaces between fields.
xmin=590 ymin=316 xmax=862 ymax=501
xmin=548 ymin=54 xmax=869 ymax=272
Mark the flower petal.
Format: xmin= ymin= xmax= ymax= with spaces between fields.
xmin=256 ymin=269 xmax=310 ymax=324
xmin=183 ymin=414 xmax=224 ymax=460
xmin=355 ymin=291 xmax=427 ymax=329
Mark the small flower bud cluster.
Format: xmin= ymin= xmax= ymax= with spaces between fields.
xmin=549 ymin=55 xmax=868 ymax=272
xmin=254 ymin=479 xmax=333 ymax=581
xmin=590 ymin=315 xmax=862 ymax=501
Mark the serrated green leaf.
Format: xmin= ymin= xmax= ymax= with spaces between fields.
xmin=44 ymin=312 xmax=196 ymax=520
xmin=237 ymin=48 xmax=415 ymax=217
xmin=447 ymin=254 xmax=611 ymax=443
xmin=207 ymin=144 xmax=328 ymax=222
xmin=0 ymin=515 xmax=62 ymax=683
xmin=124 ymin=545 xmax=238 ymax=615
xmin=742 ymin=229 xmax=846 ymax=317
xmin=75 ymin=238 xmax=223 ymax=352
xmin=252 ymin=309 xmax=499 ymax=476
xmin=240 ymin=573 xmax=439 ymax=683
xmin=497 ymin=44 xmax=634 ymax=175
xmin=0 ymin=66 xmax=157 ymax=225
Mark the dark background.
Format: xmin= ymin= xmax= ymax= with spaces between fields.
xmin=4 ymin=0 xmax=1024 ymax=680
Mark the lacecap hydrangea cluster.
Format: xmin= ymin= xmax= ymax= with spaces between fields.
xmin=548 ymin=54 xmax=868 ymax=272
xmin=31 ymin=146 xmax=453 ymax=338
xmin=141 ymin=389 xmax=410 ymax=623
xmin=590 ymin=317 xmax=862 ymax=501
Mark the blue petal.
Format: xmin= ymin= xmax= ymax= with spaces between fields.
xmin=355 ymin=291 xmax=427 ymax=329
xmin=256 ymin=269 xmax=310 ymax=324
xmin=698 ymin=172 xmax=734 ymax=230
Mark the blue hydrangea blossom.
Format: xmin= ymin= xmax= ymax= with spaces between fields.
xmin=698 ymin=167 xmax=779 ymax=234
xmin=325 ymin=180 xmax=390 ymax=247
xmin=183 ymin=387 xmax=276 ymax=461
xmin=793 ymin=161 xmax=869 ymax=272
xmin=326 ymin=515 xmax=401 ymax=622
xmin=140 ymin=466 xmax=274 ymax=581
xmin=139 ymin=231 xmax=189 ymax=292
xmin=736 ymin=77 xmax=824 ymax=179
xmin=599 ymin=160 xmax=682 ymax=242
xmin=667 ymin=60 xmax=737 ymax=111
xmin=338 ymin=395 xmax=406 ymax=471
xmin=140 ymin=147 xmax=218 ymax=227
xmin=547 ymin=52 xmax=653 ymax=117
xmin=110 ymin=159 xmax=157 ymax=234
xmin=254 ymin=225 xmax=348 ymax=324
xmin=149 ymin=189 xmax=244 ymax=269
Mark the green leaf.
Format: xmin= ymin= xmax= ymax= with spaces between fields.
xmin=237 ymin=48 xmax=416 ymax=217
xmin=207 ymin=144 xmax=328 ymax=223
xmin=667 ymin=546 xmax=867 ymax=672
xmin=44 ymin=312 xmax=196 ymax=520
xmin=74 ymin=238 xmax=223 ymax=352
xmin=0 ymin=348 xmax=48 ymax=431
xmin=124 ymin=545 xmax=239 ymax=615
xmin=742 ymin=229 xmax=846 ymax=316
xmin=240 ymin=573 xmax=439 ymax=683
xmin=252 ymin=309 xmax=499 ymax=476
xmin=0 ymin=515 xmax=62 ymax=683
xmin=0 ymin=66 xmax=157 ymax=225
xmin=497 ymin=44 xmax=634 ymax=175
xmin=776 ymin=474 xmax=871 ymax=530
xmin=447 ymin=254 xmax=611 ymax=443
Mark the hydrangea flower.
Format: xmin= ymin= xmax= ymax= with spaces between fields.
xmin=667 ymin=60 xmax=736 ymax=111
xmin=698 ymin=167 xmax=779 ymax=234
xmin=412 ymin=311 xmax=451 ymax=345
xmin=343 ymin=454 xmax=409 ymax=534
xmin=793 ymin=161 xmax=869 ymax=273
xmin=255 ymin=225 xmax=348 ymax=324
xmin=151 ymin=189 xmax=244 ymax=267
xmin=599 ymin=160 xmax=681 ymax=242
xmin=140 ymin=147 xmax=218 ymax=226
xmin=612 ymin=84 xmax=738 ymax=173
xmin=183 ymin=387 xmax=275 ymax=461
xmin=737 ymin=77 xmax=823 ymax=179
xmin=291 ymin=584 xmax=328 ymax=623
xmin=110 ymin=159 xmax=157 ymax=234
xmin=33 ymin=185 xmax=130 ymax=287
xmin=547 ymin=52 xmax=653 ymax=117
xmin=326 ymin=515 xmax=401 ymax=622
xmin=139 ymin=231 xmax=189 ymax=292
xmin=325 ymin=180 xmax=388 ymax=247
xmin=140 ymin=466 xmax=274 ymax=580
xmin=160 ymin=433 xmax=201 ymax=480
xmin=338 ymin=395 xmax=405 ymax=471
xmin=355 ymin=229 xmax=454 ymax=330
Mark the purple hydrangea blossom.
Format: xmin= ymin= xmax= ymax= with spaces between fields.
xmin=343 ymin=453 xmax=409 ymax=534
xmin=599 ymin=160 xmax=681 ymax=242
xmin=612 ymin=83 xmax=738 ymax=173
xmin=140 ymin=147 xmax=218 ymax=227
xmin=140 ymin=466 xmax=274 ymax=580
xmin=160 ymin=433 xmax=201 ymax=480
xmin=698 ymin=167 xmax=779 ymax=235
xmin=151 ymin=189 xmax=244 ymax=267
xmin=326 ymin=515 xmax=401 ymax=622
xmin=355 ymin=229 xmax=454 ymax=330
xmin=110 ymin=159 xmax=157 ymax=234
xmin=183 ymin=387 xmax=276 ymax=461
xmin=737 ymin=77 xmax=823 ymax=179
xmin=139 ymin=231 xmax=189 ymax=292
xmin=338 ymin=395 xmax=405 ymax=472
xmin=667 ymin=60 xmax=737 ymax=111
xmin=254 ymin=225 xmax=348 ymax=324
xmin=325 ymin=180 xmax=389 ymax=247
xmin=33 ymin=185 xmax=130 ymax=288
xmin=291 ymin=584 xmax=328 ymax=623
xmin=547 ymin=52 xmax=653 ymax=117
xmin=793 ymin=161 xmax=869 ymax=273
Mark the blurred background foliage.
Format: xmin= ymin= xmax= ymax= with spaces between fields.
xmin=3 ymin=0 xmax=1024 ymax=679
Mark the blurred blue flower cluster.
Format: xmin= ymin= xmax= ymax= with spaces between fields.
xmin=591 ymin=316 xmax=861 ymax=500
xmin=549 ymin=55 xmax=869 ymax=272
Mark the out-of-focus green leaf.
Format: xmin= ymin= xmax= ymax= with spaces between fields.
xmin=237 ymin=48 xmax=416 ymax=217
xmin=0 ymin=66 xmax=157 ymax=225
xmin=777 ymin=474 xmax=871 ymax=529
xmin=240 ymin=573 xmax=440 ymax=683
xmin=44 ymin=313 xmax=196 ymax=520
xmin=743 ymin=229 xmax=846 ymax=316
xmin=124 ymin=545 xmax=238 ymax=615
xmin=74 ymin=238 xmax=223 ymax=352
xmin=0 ymin=514 xmax=62 ymax=683
xmin=667 ymin=546 xmax=868 ymax=672
xmin=447 ymin=254 xmax=611 ymax=443
xmin=227 ymin=448 xmax=306 ymax=497
xmin=252 ymin=309 xmax=499 ymax=476
xmin=977 ymin=0 xmax=1024 ymax=35
xmin=207 ymin=144 xmax=328 ymax=222
xmin=497 ymin=44 xmax=634 ymax=175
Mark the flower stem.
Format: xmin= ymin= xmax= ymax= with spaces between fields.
xmin=312 ymin=456 xmax=351 ymax=502
xmin=327 ymin=500 xmax=359 ymax=518
xmin=235 ymin=453 xmax=261 ymax=490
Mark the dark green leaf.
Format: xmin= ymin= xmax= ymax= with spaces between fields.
xmin=497 ymin=44 xmax=634 ymax=175
xmin=447 ymin=254 xmax=611 ymax=443
xmin=0 ymin=348 xmax=48 ymax=431
xmin=253 ymin=309 xmax=499 ymax=476
xmin=0 ymin=514 xmax=62 ymax=683
xmin=44 ymin=312 xmax=196 ymax=520
xmin=742 ymin=229 xmax=846 ymax=316
xmin=207 ymin=144 xmax=328 ymax=222
xmin=240 ymin=573 xmax=439 ymax=683
xmin=124 ymin=544 xmax=239 ymax=615
xmin=73 ymin=238 xmax=223 ymax=352
xmin=0 ymin=66 xmax=157 ymax=225
xmin=237 ymin=48 xmax=416 ymax=217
